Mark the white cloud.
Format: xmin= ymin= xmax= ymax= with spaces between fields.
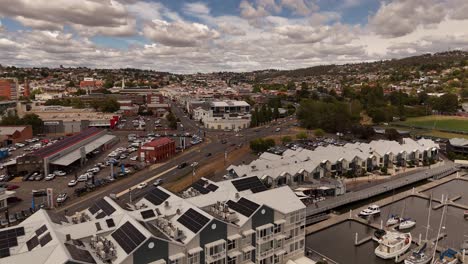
xmin=183 ymin=2 xmax=210 ymax=16
xmin=142 ymin=20 xmax=219 ymax=47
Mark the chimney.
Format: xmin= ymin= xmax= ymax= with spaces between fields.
xmin=66 ymin=234 xmax=71 ymax=241
xmin=164 ymin=201 xmax=169 ymax=207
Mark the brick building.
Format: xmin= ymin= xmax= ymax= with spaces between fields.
xmin=0 ymin=126 xmax=33 ymax=146
xmin=138 ymin=137 xmax=175 ymax=163
xmin=0 ymin=79 xmax=18 ymax=100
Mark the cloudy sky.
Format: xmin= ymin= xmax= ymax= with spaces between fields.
xmin=0 ymin=0 xmax=467 ymax=73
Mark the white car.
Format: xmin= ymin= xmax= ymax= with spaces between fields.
xmin=53 ymin=170 xmax=66 ymax=176
xmin=68 ymin=180 xmax=78 ymax=187
xmin=130 ymin=156 xmax=138 ymax=161
xmin=0 ymin=175 xmax=6 ymax=181
xmin=77 ymin=175 xmax=88 ymax=182
xmin=56 ymin=193 xmax=68 ymax=203
xmin=153 ymin=179 xmax=163 ymax=186
xmin=45 ymin=174 xmax=55 ymax=181
xmin=87 ymin=167 xmax=100 ymax=173
xmin=136 ymin=182 xmax=147 ymax=189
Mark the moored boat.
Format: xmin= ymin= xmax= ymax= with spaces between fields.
xmin=386 ymin=214 xmax=401 ymax=226
xmin=375 ymin=231 xmax=412 ymax=259
xmin=433 ymin=248 xmax=463 ymax=264
xmin=359 ymin=205 xmax=380 ymax=217
xmin=399 ymin=218 xmax=416 ymax=230
xmin=404 ymin=242 xmax=434 ymax=264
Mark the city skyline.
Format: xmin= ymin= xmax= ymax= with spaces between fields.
xmin=0 ymin=0 xmax=468 ymax=73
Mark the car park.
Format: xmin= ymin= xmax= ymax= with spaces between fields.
xmin=137 ymin=182 xmax=147 ymax=189
xmin=68 ymin=180 xmax=78 ymax=187
xmin=56 ymin=193 xmax=68 ymax=203
xmin=45 ymin=174 xmax=55 ymax=181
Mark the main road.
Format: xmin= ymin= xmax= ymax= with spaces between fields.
xmin=56 ymin=114 xmax=296 ymax=215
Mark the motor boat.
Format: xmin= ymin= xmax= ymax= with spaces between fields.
xmin=433 ymin=248 xmax=463 ymax=264
xmin=373 ymin=229 xmax=387 ymax=241
xmin=375 ymin=231 xmax=412 ymax=259
xmin=404 ymin=242 xmax=434 ymax=264
xmin=359 ymin=205 xmax=380 ymax=217
xmin=399 ymin=218 xmax=416 ymax=230
xmin=386 ymin=214 xmax=401 ymax=226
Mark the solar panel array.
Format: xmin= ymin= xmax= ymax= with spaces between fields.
xmin=89 ymin=198 xmax=116 ymax=217
xmin=39 ymin=232 xmax=52 ymax=247
xmin=226 ymin=198 xmax=260 ymax=217
xmin=177 ymin=208 xmax=210 ymax=234
xmin=65 ymin=243 xmax=97 ymax=264
xmin=46 ymin=211 xmax=69 ymax=225
xmin=111 ymin=222 xmax=146 ymax=254
xmin=141 ymin=209 xmax=156 ymax=219
xmin=0 ymin=227 xmax=25 ymax=258
xmin=206 ymin=184 xmax=219 ymax=192
xmin=32 ymin=127 xmax=101 ymax=158
xmin=106 ymin=219 xmax=115 ymax=228
xmin=26 ymin=236 xmax=39 ymax=251
xmin=191 ymin=179 xmax=219 ymax=194
xmin=231 ymin=176 xmax=268 ymax=193
xmin=144 ymin=188 xmax=170 ymax=205
xmin=35 ymin=225 xmax=48 ymax=236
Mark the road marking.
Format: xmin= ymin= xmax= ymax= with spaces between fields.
xmin=116 ymin=165 xmax=177 ymax=197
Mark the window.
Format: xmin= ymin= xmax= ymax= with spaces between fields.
xmin=170 ymin=259 xmax=181 ymax=264
xmin=188 ymin=253 xmax=199 ymax=264
xmin=273 ymin=224 xmax=282 ymax=234
xmin=243 ymin=251 xmax=251 ymax=262
xmin=228 ymin=239 xmax=237 ymax=251
xmin=274 ymin=255 xmax=280 ymax=264
xmin=227 ymin=256 xmax=237 ymax=264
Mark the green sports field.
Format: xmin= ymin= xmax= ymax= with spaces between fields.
xmin=395 ymin=115 xmax=468 ymax=133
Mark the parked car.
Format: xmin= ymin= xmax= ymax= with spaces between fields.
xmin=34 ymin=174 xmax=44 ymax=181
xmin=77 ymin=175 xmax=88 ymax=182
xmin=136 ymin=182 xmax=147 ymax=189
xmin=68 ymin=180 xmax=78 ymax=187
xmin=53 ymin=170 xmax=66 ymax=176
xmin=8 ymin=214 xmax=17 ymax=224
xmin=14 ymin=212 xmax=25 ymax=221
xmin=56 ymin=193 xmax=68 ymax=203
xmin=0 ymin=175 xmax=6 ymax=181
xmin=87 ymin=167 xmax=100 ymax=173
xmin=205 ymin=152 xmax=212 ymax=157
xmin=130 ymin=156 xmax=138 ymax=161
xmin=153 ymin=179 xmax=163 ymax=186
xmin=45 ymin=174 xmax=55 ymax=181
xmin=6 ymin=185 xmax=19 ymax=191
xmin=0 ymin=218 xmax=8 ymax=227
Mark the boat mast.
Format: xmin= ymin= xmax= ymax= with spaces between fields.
xmin=425 ymin=194 xmax=432 ymax=241
xmin=431 ymin=199 xmax=447 ymax=263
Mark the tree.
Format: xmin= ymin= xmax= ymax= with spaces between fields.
xmin=249 ymin=138 xmax=275 ymax=153
xmin=71 ymin=98 xmax=85 ymax=109
xmin=314 ymin=129 xmax=325 ymax=137
xmin=296 ymin=131 xmax=308 ymax=140
xmin=431 ymin=93 xmax=459 ymax=113
xmin=385 ymin=128 xmax=401 ymax=141
xmin=75 ymin=88 xmax=86 ymax=96
xmin=166 ymin=112 xmax=178 ymax=130
xmin=21 ymin=114 xmax=43 ymax=135
xmin=273 ymin=105 xmax=280 ymax=120
xmin=281 ymin=136 xmax=292 ymax=144
xmin=100 ymin=98 xmax=120 ymax=113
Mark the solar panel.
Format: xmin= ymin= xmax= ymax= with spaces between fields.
xmin=0 ymin=227 xmax=25 ymax=253
xmin=95 ymin=212 xmax=106 ymax=219
xmin=72 ymin=239 xmax=85 ymax=247
xmin=95 ymin=199 xmax=116 ymax=216
xmin=141 ymin=210 xmax=156 ymax=219
xmin=46 ymin=211 xmax=69 ymax=224
xmin=89 ymin=204 xmax=99 ymax=214
xmin=232 ymin=177 xmax=267 ymax=193
xmin=65 ymin=243 xmax=97 ymax=264
xmin=26 ymin=236 xmax=39 ymax=251
xmin=144 ymin=188 xmax=170 ymax=205
xmin=177 ymin=209 xmax=210 ymax=234
xmin=106 ymin=219 xmax=115 ymax=228
xmin=0 ymin=248 xmax=9 ymax=258
xmin=39 ymin=232 xmax=52 ymax=247
xmin=206 ymin=184 xmax=219 ymax=192
xmin=226 ymin=198 xmax=260 ymax=217
xmin=192 ymin=182 xmax=210 ymax=194
xmin=35 ymin=225 xmax=48 ymax=236
xmin=111 ymin=222 xmax=146 ymax=254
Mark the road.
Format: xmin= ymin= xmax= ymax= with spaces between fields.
xmin=56 ymin=114 xmax=297 ymax=214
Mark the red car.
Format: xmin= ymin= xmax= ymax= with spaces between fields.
xmin=6 ymin=185 xmax=19 ymax=191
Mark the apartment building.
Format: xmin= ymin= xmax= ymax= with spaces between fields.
xmin=227 ymin=138 xmax=439 ymax=188
xmin=0 ymin=78 xmax=18 ymax=100
xmin=0 ymin=177 xmax=309 ymax=264
xmin=192 ymin=100 xmax=251 ymax=131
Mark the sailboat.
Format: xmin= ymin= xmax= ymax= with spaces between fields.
xmin=399 ymin=198 xmax=416 ymax=230
xmin=404 ymin=196 xmax=434 ymax=264
xmin=433 ymin=248 xmax=463 ymax=264
xmin=386 ymin=188 xmax=401 ymax=226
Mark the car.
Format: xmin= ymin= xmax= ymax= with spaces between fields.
xmin=130 ymin=156 xmax=138 ymax=161
xmin=136 ymin=182 xmax=148 ymax=189
xmin=56 ymin=193 xmax=68 ymax=203
xmin=119 ymin=154 xmax=128 ymax=160
xmin=6 ymin=185 xmax=19 ymax=191
xmin=6 ymin=197 xmax=22 ymax=203
xmin=68 ymin=180 xmax=78 ymax=187
xmin=77 ymin=175 xmax=88 ymax=182
xmin=275 ymin=128 xmax=281 ymax=132
xmin=15 ymin=143 xmax=25 ymax=148
xmin=177 ymin=162 xmax=188 ymax=169
xmin=21 ymin=210 xmax=31 ymax=218
xmin=0 ymin=175 xmax=6 ymax=181
xmin=221 ymin=139 xmax=227 ymax=144
xmin=123 ymin=168 xmax=131 ymax=174
xmin=14 ymin=212 xmax=25 ymax=221
xmin=205 ymin=152 xmax=212 ymax=157
xmin=153 ymin=179 xmax=163 ymax=186
xmin=45 ymin=174 xmax=55 ymax=181
xmin=34 ymin=174 xmax=44 ymax=181
xmin=53 ymin=170 xmax=65 ymax=176
xmin=0 ymin=218 xmax=8 ymax=227
xmin=87 ymin=167 xmax=100 ymax=173
xmin=8 ymin=214 xmax=17 ymax=224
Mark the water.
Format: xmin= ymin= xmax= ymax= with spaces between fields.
xmin=306 ymin=177 xmax=468 ymax=263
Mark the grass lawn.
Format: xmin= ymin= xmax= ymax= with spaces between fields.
xmin=395 ymin=115 xmax=468 ymax=133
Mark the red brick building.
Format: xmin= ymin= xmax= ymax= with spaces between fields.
xmin=0 ymin=79 xmax=18 ymax=100
xmin=138 ymin=137 xmax=176 ymax=163
xmin=0 ymin=126 xmax=33 ymax=146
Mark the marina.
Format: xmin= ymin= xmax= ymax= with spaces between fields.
xmin=306 ymin=171 xmax=468 ymax=264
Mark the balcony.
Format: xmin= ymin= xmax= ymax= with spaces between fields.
xmin=205 ymin=252 xmax=226 ymax=262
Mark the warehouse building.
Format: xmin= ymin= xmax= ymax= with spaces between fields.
xmin=447 ymin=138 xmax=468 ymax=156
xmin=11 ymin=127 xmax=117 ymax=176
xmin=0 ymin=177 xmax=310 ymax=264
xmin=138 ymin=137 xmax=176 ymax=163
xmin=0 ymin=125 xmax=33 ymax=146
